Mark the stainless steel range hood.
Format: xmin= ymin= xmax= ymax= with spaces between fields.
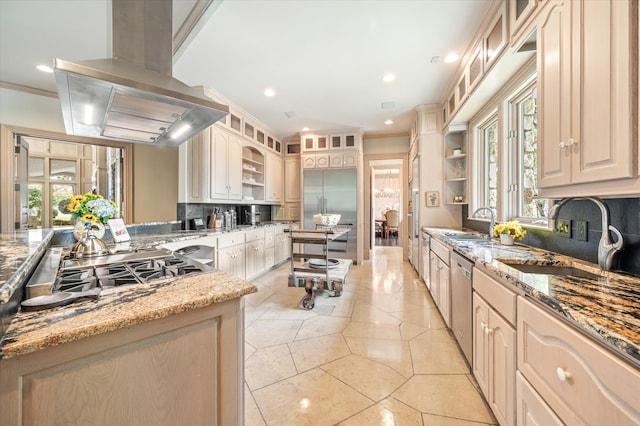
xmin=53 ymin=0 xmax=228 ymax=147
xmin=54 ymin=58 xmax=228 ymax=147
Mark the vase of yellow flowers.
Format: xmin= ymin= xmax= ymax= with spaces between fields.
xmin=493 ymin=220 xmax=526 ymax=245
xmin=66 ymin=192 xmax=118 ymax=241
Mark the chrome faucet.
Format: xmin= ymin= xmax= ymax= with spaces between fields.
xmin=548 ymin=197 xmax=623 ymax=271
xmin=472 ymin=207 xmax=496 ymax=239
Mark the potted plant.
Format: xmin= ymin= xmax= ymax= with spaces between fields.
xmin=493 ymin=220 xmax=526 ymax=245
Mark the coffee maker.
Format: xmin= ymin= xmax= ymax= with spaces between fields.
xmin=238 ymin=205 xmax=261 ymax=225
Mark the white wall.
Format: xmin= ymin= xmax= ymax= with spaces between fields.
xmin=0 ymin=88 xmax=65 ymax=132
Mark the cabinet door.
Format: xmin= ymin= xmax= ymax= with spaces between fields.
xmin=210 ymin=129 xmax=231 ymax=199
xmin=473 ymin=292 xmax=490 ymax=398
xmin=186 ymin=130 xmax=209 ymax=202
xmin=537 ymin=0 xmax=573 ymax=188
xmin=266 ymin=152 xmax=282 ymax=202
xmin=284 ymin=157 xmax=301 ymax=202
xmin=245 ymin=240 xmax=265 ymax=278
xmin=227 ymin=136 xmax=243 ymax=200
xmin=488 ymin=308 xmax=516 ymax=426
xmin=329 ymin=153 xmax=343 ymax=168
xmin=438 ymin=260 xmax=451 ymax=327
xmin=342 ymin=151 xmax=357 ymax=168
xmin=516 ymin=372 xmax=564 ymax=426
xmin=572 ymin=0 xmax=636 ymax=184
xmin=429 ymin=251 xmax=440 ymax=306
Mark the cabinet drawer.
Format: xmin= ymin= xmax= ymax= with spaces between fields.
xmin=217 ymin=232 xmax=245 ymax=249
xmin=430 ymin=238 xmax=450 ymax=265
xmin=473 ymin=268 xmax=516 ymax=326
xmin=517 ymin=297 xmax=640 ymax=425
xmin=245 ymin=228 xmax=265 ymax=242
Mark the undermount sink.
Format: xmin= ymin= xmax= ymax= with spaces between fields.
xmin=444 ymin=233 xmax=488 ymax=241
xmin=500 ymin=262 xmax=602 ymax=280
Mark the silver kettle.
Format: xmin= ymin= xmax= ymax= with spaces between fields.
xmin=70 ymin=224 xmax=110 ymax=258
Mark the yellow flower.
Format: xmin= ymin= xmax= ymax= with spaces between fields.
xmin=493 ymin=221 xmax=527 ymax=240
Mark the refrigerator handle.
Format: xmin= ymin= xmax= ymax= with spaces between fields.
xmin=317 ymin=197 xmax=322 ymax=214
xmin=323 ymin=198 xmax=327 ymax=214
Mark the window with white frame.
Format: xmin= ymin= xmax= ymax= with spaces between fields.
xmin=508 ymin=81 xmax=549 ymax=220
xmin=478 ymin=114 xmax=499 ymax=210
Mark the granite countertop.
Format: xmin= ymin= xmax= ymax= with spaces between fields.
xmin=0 ymin=270 xmax=256 ymax=359
xmin=0 ymin=223 xmax=272 ymax=360
xmin=423 ymin=227 xmax=640 ymax=368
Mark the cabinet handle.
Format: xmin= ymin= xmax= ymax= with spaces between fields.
xmin=484 ymin=327 xmax=493 ymax=336
xmin=480 ymin=321 xmax=487 ymax=331
xmin=567 ymin=138 xmax=576 ymax=147
xmin=559 ymin=141 xmax=565 ymax=149
xmin=556 ymin=367 xmax=571 ymax=382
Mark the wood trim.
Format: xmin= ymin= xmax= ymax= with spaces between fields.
xmin=0 ymin=124 xmax=134 ymax=232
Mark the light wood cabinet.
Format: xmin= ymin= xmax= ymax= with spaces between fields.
xmin=429 ymin=239 xmax=451 ymax=327
xmin=472 ymin=268 xmax=516 ymax=426
xmin=516 ymin=371 xmax=563 ymax=426
xmin=302 ymin=153 xmax=330 ymax=169
xmin=284 ymin=157 xmax=301 ymax=202
xmin=245 ymin=228 xmax=265 ymax=280
xmin=510 ymin=0 xmax=541 ymax=48
xmin=537 ymin=0 xmax=638 ymax=195
xmin=185 ymin=130 xmax=209 ymax=202
xmin=518 ymin=296 xmax=640 ymax=425
xmin=265 ymin=151 xmax=282 ymax=203
xmin=210 ymin=129 xmax=242 ymax=201
xmin=217 ymin=232 xmax=246 ymax=279
xmin=0 ymin=299 xmax=245 ymax=426
xmin=473 ymin=292 xmax=516 ymax=426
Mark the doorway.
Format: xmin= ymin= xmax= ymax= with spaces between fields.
xmin=0 ymin=124 xmax=133 ymax=233
xmin=363 ymin=153 xmax=408 ymax=261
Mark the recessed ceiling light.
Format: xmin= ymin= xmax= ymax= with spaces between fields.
xmin=264 ymin=88 xmax=276 ymax=97
xmin=302 ymin=127 xmax=309 ymax=131
xmin=385 ymin=120 xmax=394 ymax=125
xmin=444 ymin=53 xmax=460 ymax=63
xmin=37 ymin=64 xmax=53 ymax=73
xmin=382 ymin=73 xmax=396 ymax=83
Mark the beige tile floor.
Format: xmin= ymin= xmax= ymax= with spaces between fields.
xmin=244 ymin=246 xmax=497 ymax=426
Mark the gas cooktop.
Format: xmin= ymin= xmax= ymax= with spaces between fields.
xmin=25 ymin=247 xmax=214 ymax=300
xmin=57 ymin=254 xmax=212 ymax=293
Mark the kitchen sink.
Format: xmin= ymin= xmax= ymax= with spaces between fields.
xmin=445 ymin=233 xmax=489 ymax=241
xmin=500 ymin=262 xmax=602 ymax=280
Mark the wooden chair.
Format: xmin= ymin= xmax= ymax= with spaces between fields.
xmin=384 ymin=210 xmax=399 ymax=239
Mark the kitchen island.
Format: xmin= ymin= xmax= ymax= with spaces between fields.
xmin=0 ymin=223 xmax=258 ymax=426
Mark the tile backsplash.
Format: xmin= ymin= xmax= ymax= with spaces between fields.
xmin=462 ymin=198 xmax=640 ymax=276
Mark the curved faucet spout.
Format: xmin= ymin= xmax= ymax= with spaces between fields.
xmin=472 ymin=207 xmax=496 ymax=239
xmin=548 ymin=197 xmax=623 ymax=271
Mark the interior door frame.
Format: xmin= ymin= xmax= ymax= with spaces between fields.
xmin=363 ymin=152 xmax=409 ymax=261
xmin=0 ymin=124 xmax=133 ymax=232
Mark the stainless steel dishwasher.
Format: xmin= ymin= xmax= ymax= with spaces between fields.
xmin=451 ymin=251 xmax=473 ymax=364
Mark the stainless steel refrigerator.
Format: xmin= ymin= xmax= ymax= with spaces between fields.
xmin=303 ymin=168 xmax=358 ymax=262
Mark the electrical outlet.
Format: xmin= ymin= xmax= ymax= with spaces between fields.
xmin=557 ymin=219 xmax=571 ymax=238
xmin=576 ymin=220 xmax=588 ymax=241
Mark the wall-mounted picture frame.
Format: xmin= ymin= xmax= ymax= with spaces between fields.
xmin=426 ymin=191 xmax=440 ymax=207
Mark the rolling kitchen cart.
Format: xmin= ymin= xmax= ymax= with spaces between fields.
xmin=287 ymin=228 xmax=352 ymax=310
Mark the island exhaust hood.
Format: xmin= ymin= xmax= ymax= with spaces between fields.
xmin=53 ymin=0 xmax=228 ymax=147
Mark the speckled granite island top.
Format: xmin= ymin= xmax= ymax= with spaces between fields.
xmin=423 ymin=227 xmax=640 ymax=368
xmin=0 ymin=269 xmax=256 ymax=359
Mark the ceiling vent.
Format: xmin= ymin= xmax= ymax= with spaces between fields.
xmin=381 ymin=101 xmax=396 ymax=110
